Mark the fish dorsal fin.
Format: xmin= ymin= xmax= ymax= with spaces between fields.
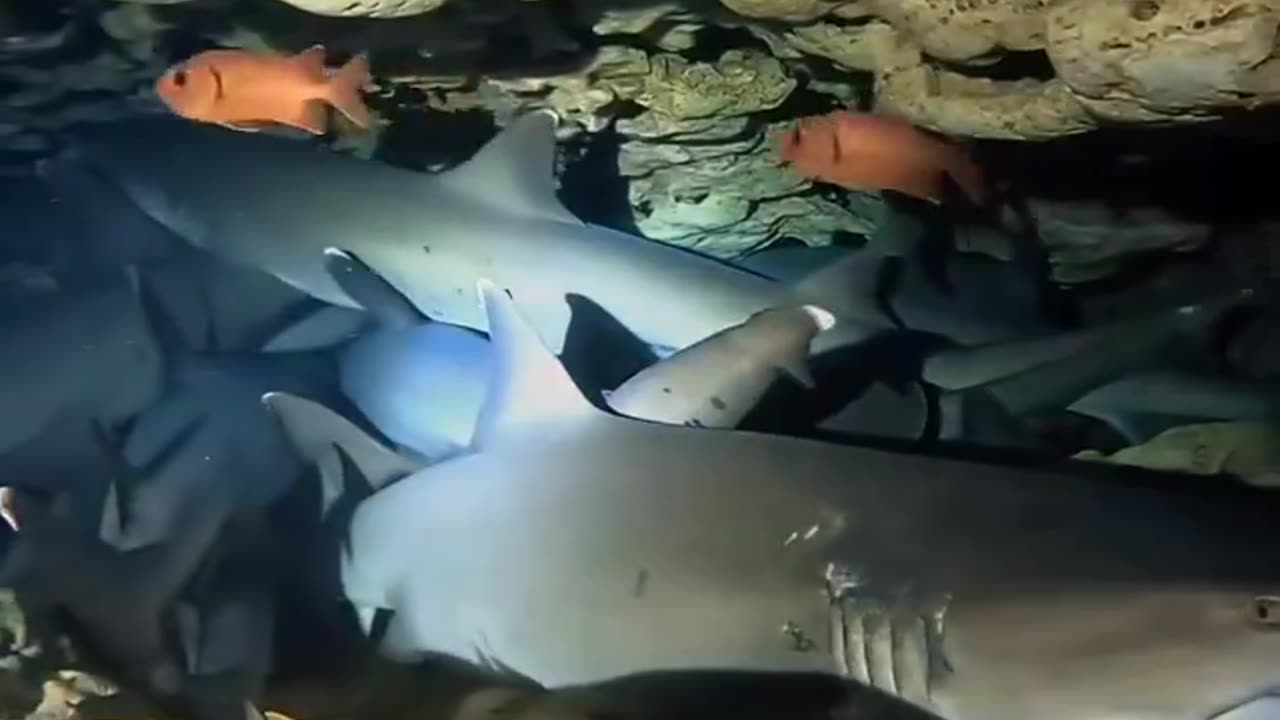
xmin=290 ymin=44 xmax=328 ymax=83
xmin=471 ymin=279 xmax=598 ymax=449
xmin=438 ymin=110 xmax=582 ymax=226
xmin=262 ymin=392 xmax=419 ymax=493
xmin=323 ymin=247 xmax=426 ymax=329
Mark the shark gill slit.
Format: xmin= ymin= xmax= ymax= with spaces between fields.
xmin=832 ymin=598 xmax=939 ymax=704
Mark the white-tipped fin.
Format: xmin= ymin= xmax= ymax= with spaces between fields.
xmin=471 ymin=279 xmax=598 ymax=449
xmin=801 ymin=304 xmax=837 ymax=333
xmin=261 ymin=392 xmax=419 ymax=493
xmin=437 ymin=109 xmax=582 ymax=226
xmin=778 ymin=304 xmax=835 ymax=387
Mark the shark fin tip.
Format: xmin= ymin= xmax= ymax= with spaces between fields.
xmin=801 ymin=304 xmax=837 ymax=332
xmin=323 ymin=247 xmax=352 ymax=259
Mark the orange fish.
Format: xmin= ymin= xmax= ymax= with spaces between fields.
xmin=778 ymin=110 xmax=987 ymax=207
xmin=155 ymin=45 xmax=374 ymax=135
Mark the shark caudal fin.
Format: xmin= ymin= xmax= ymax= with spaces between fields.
xmin=437 ymin=110 xmax=582 ymax=226
xmin=470 ymin=279 xmax=600 ymax=450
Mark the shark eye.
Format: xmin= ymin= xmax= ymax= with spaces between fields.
xmin=173 ymin=70 xmax=187 ymax=88
xmin=1253 ymin=596 xmax=1280 ymax=626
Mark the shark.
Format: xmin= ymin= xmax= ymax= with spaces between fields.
xmin=0 ymin=260 xmax=348 ymax=720
xmin=0 ymin=268 xmax=166 ymax=458
xmin=61 ymin=109 xmax=1081 ymax=379
xmin=322 ymin=247 xmax=831 ymax=460
xmin=1 ymin=413 xmax=268 ymax=720
xmin=266 ymin=278 xmax=1280 ymax=720
xmin=312 ymin=238 xmax=1264 ymax=462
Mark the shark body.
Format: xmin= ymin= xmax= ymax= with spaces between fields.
xmin=267 ymin=280 xmax=1280 ymax=720
xmin=59 ymin=109 xmax=1072 ymax=360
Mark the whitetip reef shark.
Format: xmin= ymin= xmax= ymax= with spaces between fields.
xmin=266 ymin=278 xmax=1280 ymax=720
xmin=320 ymin=246 xmax=828 ymax=461
xmin=55 ymin=108 xmax=1115 ymax=396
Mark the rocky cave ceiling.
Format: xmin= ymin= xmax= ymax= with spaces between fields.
xmin=2 ymin=0 xmax=1279 ymax=283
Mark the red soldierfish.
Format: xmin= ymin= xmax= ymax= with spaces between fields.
xmin=779 ymin=110 xmax=987 ymax=207
xmin=154 ymin=45 xmax=374 ymax=135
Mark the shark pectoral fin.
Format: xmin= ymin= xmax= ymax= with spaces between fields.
xmin=472 ymin=279 xmax=601 ymax=449
xmin=256 ymin=303 xmax=372 ymax=353
xmin=322 ymin=247 xmax=426 ymax=329
xmin=437 ymin=110 xmax=582 ymax=226
xmin=778 ymin=353 xmax=816 ymax=388
xmin=261 ymin=392 xmax=418 ymax=492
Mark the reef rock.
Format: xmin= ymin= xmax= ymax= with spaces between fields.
xmin=721 ymin=0 xmax=840 ymax=22
xmin=632 ymin=49 xmax=798 ymax=119
xmin=1076 ymin=422 xmax=1280 ymax=487
xmin=622 ymin=115 xmax=876 ymax=256
xmin=273 ymin=0 xmax=447 ymax=19
xmin=1046 ymin=0 xmax=1280 ymax=122
xmin=774 ymin=0 xmax=1280 ymax=140
xmin=1025 ymin=198 xmax=1213 ymax=282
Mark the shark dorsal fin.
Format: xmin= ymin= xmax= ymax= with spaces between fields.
xmin=438 ymin=110 xmax=582 ymax=226
xmin=471 ymin=279 xmax=598 ymax=449
xmin=262 ymin=393 xmax=419 ymax=493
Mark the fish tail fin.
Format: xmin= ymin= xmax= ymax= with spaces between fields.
xmin=326 ymin=54 xmax=374 ymax=130
xmin=947 ymin=152 xmax=988 ymax=208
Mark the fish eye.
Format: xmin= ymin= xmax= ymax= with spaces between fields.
xmin=173 ymin=70 xmax=187 ymax=88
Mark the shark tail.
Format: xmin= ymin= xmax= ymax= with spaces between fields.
xmin=325 ymin=54 xmax=374 ymax=130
